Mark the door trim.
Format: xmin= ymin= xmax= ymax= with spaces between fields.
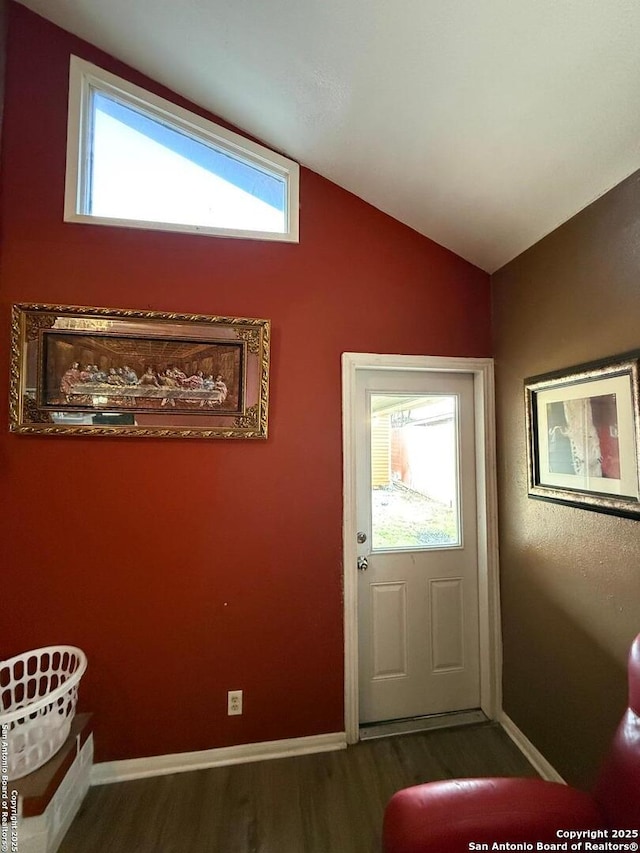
xmin=342 ymin=352 xmax=502 ymax=744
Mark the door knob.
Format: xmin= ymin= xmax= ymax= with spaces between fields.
xmin=357 ymin=556 xmax=368 ymax=571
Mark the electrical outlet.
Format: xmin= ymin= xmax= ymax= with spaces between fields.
xmin=227 ymin=689 xmax=243 ymax=716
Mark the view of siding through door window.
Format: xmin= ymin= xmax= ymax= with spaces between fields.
xmin=89 ymin=92 xmax=288 ymax=232
xmin=370 ymin=394 xmax=461 ymax=550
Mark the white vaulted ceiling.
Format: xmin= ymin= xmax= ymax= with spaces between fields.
xmin=15 ymin=0 xmax=640 ymax=272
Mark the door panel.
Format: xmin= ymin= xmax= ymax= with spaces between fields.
xmin=357 ymin=369 xmax=480 ymax=725
xmin=371 ymin=583 xmax=408 ymax=680
xmin=429 ymin=577 xmax=465 ymax=672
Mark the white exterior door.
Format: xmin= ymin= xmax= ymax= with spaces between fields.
xmin=355 ymin=368 xmax=480 ymax=724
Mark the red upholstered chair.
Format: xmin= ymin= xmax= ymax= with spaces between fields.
xmin=383 ymin=633 xmax=640 ymax=853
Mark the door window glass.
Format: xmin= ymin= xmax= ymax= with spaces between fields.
xmin=370 ymin=394 xmax=461 ymax=550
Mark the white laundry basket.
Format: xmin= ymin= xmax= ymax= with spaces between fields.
xmin=0 ymin=646 xmax=87 ymax=781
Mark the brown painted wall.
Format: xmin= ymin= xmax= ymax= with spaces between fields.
xmin=492 ymin=170 xmax=640 ymax=788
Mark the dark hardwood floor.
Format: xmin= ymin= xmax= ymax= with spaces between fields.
xmin=59 ymin=722 xmax=538 ymax=853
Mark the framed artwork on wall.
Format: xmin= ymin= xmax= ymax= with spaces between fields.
xmin=10 ymin=303 xmax=270 ymax=438
xmin=525 ymin=351 xmax=640 ymax=518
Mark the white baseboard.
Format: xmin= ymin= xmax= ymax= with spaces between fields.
xmin=91 ymin=718 xmax=563 ymax=787
xmin=91 ymin=731 xmax=346 ymax=786
xmin=499 ymin=713 xmax=565 ymax=784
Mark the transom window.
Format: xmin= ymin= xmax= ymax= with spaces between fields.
xmin=65 ymin=56 xmax=299 ymax=242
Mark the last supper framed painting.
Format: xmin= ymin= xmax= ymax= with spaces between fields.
xmin=10 ymin=303 xmax=270 ymax=438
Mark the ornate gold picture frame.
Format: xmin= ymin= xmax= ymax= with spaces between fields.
xmin=10 ymin=304 xmax=270 ymax=438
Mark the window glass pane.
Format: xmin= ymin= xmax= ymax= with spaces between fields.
xmin=88 ymin=91 xmax=287 ymax=233
xmin=370 ymin=394 xmax=460 ymax=550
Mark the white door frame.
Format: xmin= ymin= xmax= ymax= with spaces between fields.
xmin=342 ymin=352 xmax=502 ymax=744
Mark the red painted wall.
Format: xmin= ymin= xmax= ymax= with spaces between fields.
xmin=0 ymin=4 xmax=491 ymax=762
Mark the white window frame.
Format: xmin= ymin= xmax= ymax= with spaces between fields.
xmin=64 ymin=56 xmax=300 ymax=243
